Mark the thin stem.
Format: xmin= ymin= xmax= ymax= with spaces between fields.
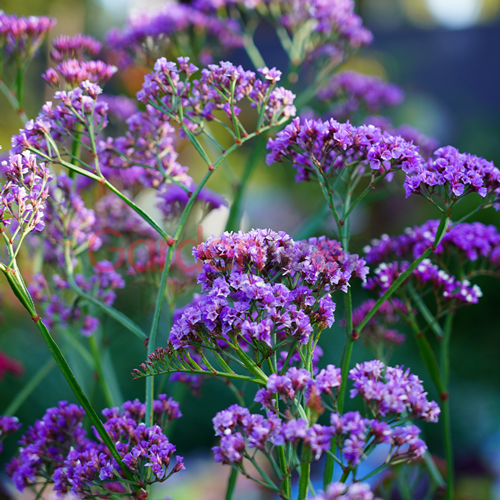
xmin=3 ymin=357 xmax=56 ymax=415
xmin=0 ymin=77 xmax=28 ymax=124
xmin=225 ymin=467 xmax=238 ymax=500
xmin=242 ymin=34 xmax=266 ymax=70
xmin=298 ymin=445 xmax=312 ymax=500
xmin=357 ymin=213 xmax=450 ymax=335
xmin=89 ymin=334 xmax=116 ymax=407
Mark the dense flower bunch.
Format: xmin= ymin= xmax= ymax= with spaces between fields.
xmin=50 ymin=34 xmax=102 ymax=62
xmin=312 ymin=482 xmax=381 ymax=500
xmin=29 ymin=262 xmax=125 ymax=336
xmin=12 ymin=81 xmax=108 ymax=160
xmin=135 ymin=229 xmax=367 ymax=380
xmin=0 ymin=415 xmax=21 ymax=453
xmin=170 ymin=229 xmax=365 ymax=350
xmin=43 ymin=59 xmax=118 ymax=89
xmin=266 ymin=118 xmax=421 ymax=183
xmin=212 ymin=360 xmax=437 ymax=477
xmin=318 ymin=71 xmax=404 ymax=120
xmin=137 ymin=58 xmax=296 ymax=136
xmin=403 ymin=145 xmax=500 ymax=205
xmin=364 ymin=219 xmax=500 ymax=271
xmin=7 ymin=397 xmax=183 ymax=497
xmin=0 ymin=152 xmax=52 ymax=251
xmin=365 ymin=259 xmax=483 ymax=307
xmin=106 ymin=3 xmax=242 ymax=66
xmin=349 ymin=298 xmax=407 ymax=353
xmin=0 ymin=12 xmax=56 ymax=63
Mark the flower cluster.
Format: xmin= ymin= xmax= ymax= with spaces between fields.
xmin=50 ymin=34 xmax=102 ymax=62
xmin=349 ymin=360 xmax=440 ymax=422
xmin=43 ymin=59 xmax=118 ymax=89
xmin=106 ymin=4 xmax=242 ymax=67
xmin=364 ymin=260 xmax=483 ymax=307
xmin=12 ymin=81 xmax=108 ymax=161
xmin=403 ymin=145 xmax=500 ymax=205
xmin=137 ymin=58 xmax=296 ymax=136
xmin=0 ymin=152 xmax=52 ymax=249
xmin=0 ymin=415 xmax=21 ymax=453
xmin=364 ymin=219 xmax=500 ymax=271
xmin=318 ymin=71 xmax=404 ymax=120
xmin=29 ymin=262 xmax=125 ymax=336
xmin=7 ymin=397 xmax=183 ymax=497
xmin=0 ymin=12 xmax=56 ymax=62
xmin=169 ymin=229 xmax=366 ymax=350
xmin=266 ymin=118 xmax=422 ymax=183
xmin=312 ymin=483 xmax=381 ymax=500
xmin=349 ymin=298 xmax=407 ymax=353
xmin=212 ymin=361 xmax=436 ymax=471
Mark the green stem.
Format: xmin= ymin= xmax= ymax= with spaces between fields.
xmin=3 ymin=357 xmax=56 ymax=415
xmin=69 ymin=123 xmax=83 ymax=180
xmin=357 ymin=214 xmax=450 ymax=335
xmin=278 ymin=446 xmax=291 ymax=497
xmin=88 ymin=335 xmax=116 ymax=407
xmin=424 ymin=451 xmax=446 ymax=488
xmin=225 ymin=137 xmax=265 ymax=232
xmin=0 ymin=79 xmax=28 ymax=124
xmin=441 ymin=312 xmax=455 ymax=500
xmin=298 ymin=446 xmax=312 ymax=500
xmin=408 ymin=284 xmax=445 ymax=339
xmin=225 ymin=467 xmax=238 ymax=500
xmin=16 ymin=66 xmax=24 ymax=112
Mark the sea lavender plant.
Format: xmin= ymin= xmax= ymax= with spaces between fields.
xmin=0 ymin=3 xmax=498 ymax=500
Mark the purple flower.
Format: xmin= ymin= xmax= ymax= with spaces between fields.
xmin=0 ymin=415 xmax=21 ymax=453
xmin=311 ymin=482 xmax=382 ymax=500
xmin=50 ymin=34 xmax=102 ymax=62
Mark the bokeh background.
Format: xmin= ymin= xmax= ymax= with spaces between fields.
xmin=0 ymin=0 xmax=500 ymax=498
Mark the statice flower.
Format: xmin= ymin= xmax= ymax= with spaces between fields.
xmin=0 ymin=152 xmax=52 ymax=252
xmin=318 ymin=71 xmax=404 ymax=120
xmin=311 ymin=482 xmax=382 ymax=500
xmin=12 ymin=81 xmax=108 ymax=162
xmin=266 ymin=118 xmax=422 ymax=183
xmin=137 ymin=58 xmax=296 ymax=137
xmin=366 ymin=116 xmax=439 ymax=158
xmin=0 ymin=415 xmax=21 ymax=453
xmin=98 ymin=103 xmax=191 ymax=189
xmin=349 ymin=360 xmax=440 ymax=422
xmin=106 ymin=4 xmax=242 ymax=67
xmin=43 ymin=59 xmax=117 ymax=89
xmin=0 ymin=13 xmax=56 ymax=62
xmin=50 ymin=34 xmax=102 ymax=62
xmin=403 ymin=145 xmax=500 ymax=206
xmin=364 ymin=219 xmax=500 ymax=275
xmin=365 ymin=260 xmax=483 ymax=308
xmin=7 ymin=397 xmax=182 ymax=496
xmin=135 ymin=229 xmax=368 ymax=379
